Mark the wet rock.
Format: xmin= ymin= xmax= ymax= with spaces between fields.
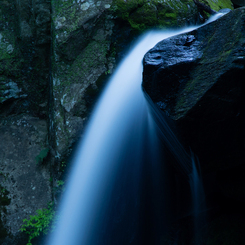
xmin=114 ymin=0 xmax=233 ymax=31
xmin=0 ymin=115 xmax=52 ymax=244
xmin=51 ymin=0 xmax=116 ymax=157
xmin=0 ymin=78 xmax=27 ymax=103
xmin=50 ymin=0 xmax=234 ymax=159
xmin=143 ymin=8 xmax=245 ymax=172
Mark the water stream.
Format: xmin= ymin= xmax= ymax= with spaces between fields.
xmin=47 ymin=13 xmax=225 ymax=245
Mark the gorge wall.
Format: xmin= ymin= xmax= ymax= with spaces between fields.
xmin=0 ymin=0 xmax=235 ymax=244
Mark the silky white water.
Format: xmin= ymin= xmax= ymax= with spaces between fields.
xmin=48 ymin=13 xmax=225 ymax=245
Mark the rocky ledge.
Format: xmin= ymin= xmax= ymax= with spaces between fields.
xmin=143 ymin=7 xmax=245 ymax=178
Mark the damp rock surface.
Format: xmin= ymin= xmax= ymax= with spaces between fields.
xmin=143 ymin=7 xmax=245 ymax=173
xmin=0 ymin=115 xmax=52 ymax=244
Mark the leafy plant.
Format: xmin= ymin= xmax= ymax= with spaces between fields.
xmin=105 ymin=69 xmax=111 ymax=75
xmin=57 ymin=180 xmax=64 ymax=187
xmin=20 ymin=202 xmax=55 ymax=245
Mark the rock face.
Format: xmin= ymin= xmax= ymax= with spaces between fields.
xmin=0 ymin=0 xmax=52 ymax=244
xmin=0 ymin=0 xmax=51 ymax=116
xmin=143 ymin=7 xmax=245 ymax=190
xmin=114 ymin=0 xmax=233 ymax=31
xmin=0 ymin=116 xmax=51 ymax=244
xmin=51 ymin=0 xmax=115 ymax=159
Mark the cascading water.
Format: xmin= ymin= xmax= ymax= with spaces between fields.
xmin=47 ymin=13 xmax=225 ymax=245
xmin=189 ymin=153 xmax=207 ymax=244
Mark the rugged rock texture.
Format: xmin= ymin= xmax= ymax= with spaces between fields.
xmin=51 ymin=0 xmax=116 ymax=159
xmin=114 ymin=0 xmax=198 ymax=30
xmin=0 ymin=0 xmax=51 ymax=116
xmin=0 ymin=0 xmax=52 ymax=243
xmin=143 ymin=7 xmax=245 ymax=194
xmin=0 ymin=116 xmax=51 ymax=244
xmin=114 ymin=0 xmax=233 ymax=31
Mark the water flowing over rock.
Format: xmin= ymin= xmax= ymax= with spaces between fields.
xmin=143 ymin=7 xmax=245 ymax=197
xmin=51 ymin=0 xmax=234 ymax=160
xmin=0 ymin=0 xmax=236 ymax=243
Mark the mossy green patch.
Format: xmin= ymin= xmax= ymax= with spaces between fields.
xmin=61 ymin=40 xmax=108 ymax=87
xmin=51 ymin=0 xmax=81 ymax=45
xmin=128 ymin=3 xmax=158 ymax=30
xmin=200 ymin=0 xmax=233 ymax=11
xmin=20 ymin=202 xmax=55 ymax=245
xmin=112 ymin=0 xmax=195 ymax=31
xmin=0 ymin=31 xmax=16 ymax=61
xmin=35 ymin=148 xmax=49 ymax=164
xmin=52 ymin=0 xmax=74 ymax=17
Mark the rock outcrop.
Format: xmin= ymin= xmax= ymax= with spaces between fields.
xmin=114 ymin=0 xmax=234 ymax=31
xmin=0 ymin=0 xmax=52 ymax=243
xmin=143 ymin=7 xmax=245 ymax=193
xmin=51 ymin=0 xmax=115 ymax=159
xmin=143 ymin=7 xmax=245 ymax=244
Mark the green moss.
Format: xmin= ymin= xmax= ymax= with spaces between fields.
xmin=52 ymin=0 xmax=74 ymax=17
xmin=112 ymin=0 xmax=195 ymax=31
xmin=200 ymin=0 xmax=233 ymax=11
xmin=128 ymin=3 xmax=158 ymax=30
xmin=62 ymin=40 xmax=108 ymax=86
xmin=165 ymin=12 xmax=177 ymax=18
xmin=35 ymin=148 xmax=49 ymax=164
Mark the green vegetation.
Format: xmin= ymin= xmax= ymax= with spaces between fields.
xmin=57 ymin=180 xmax=64 ymax=187
xmin=35 ymin=148 xmax=49 ymax=164
xmin=61 ymin=40 xmax=108 ymax=87
xmin=20 ymin=202 xmax=55 ymax=245
xmin=111 ymin=0 xmax=233 ymax=31
xmin=204 ymin=0 xmax=233 ymax=11
xmin=20 ymin=178 xmax=66 ymax=245
xmin=112 ymin=0 xmax=194 ymax=31
xmin=60 ymin=161 xmax=67 ymax=172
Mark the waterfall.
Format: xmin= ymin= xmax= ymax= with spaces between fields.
xmin=47 ymin=13 xmax=225 ymax=245
xmin=189 ymin=153 xmax=207 ymax=244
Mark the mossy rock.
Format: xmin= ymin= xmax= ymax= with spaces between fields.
xmin=201 ymin=0 xmax=234 ymax=11
xmin=113 ymin=0 xmax=197 ymax=30
xmin=128 ymin=2 xmax=158 ymax=30
xmin=35 ymin=148 xmax=49 ymax=164
xmin=113 ymin=0 xmax=234 ymax=31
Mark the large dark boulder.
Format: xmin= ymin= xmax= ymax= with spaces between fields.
xmin=143 ymin=8 xmax=245 ymax=175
